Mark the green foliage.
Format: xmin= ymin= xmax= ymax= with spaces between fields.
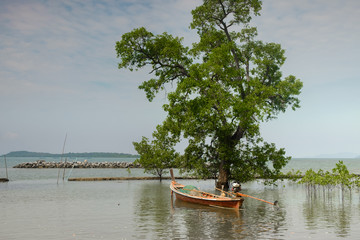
xmin=283 ymin=169 xmax=303 ymax=182
xmin=116 ymin=0 xmax=303 ymax=186
xmin=133 ymin=125 xmax=179 ymax=180
xmin=298 ymin=161 xmax=360 ymax=193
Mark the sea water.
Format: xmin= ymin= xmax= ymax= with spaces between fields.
xmin=1 ymin=157 xmax=360 ymax=239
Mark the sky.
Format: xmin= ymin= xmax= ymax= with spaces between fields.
xmin=0 ymin=0 xmax=359 ymax=158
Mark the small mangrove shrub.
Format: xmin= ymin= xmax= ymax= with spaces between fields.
xmin=297 ymin=161 xmax=360 ymax=195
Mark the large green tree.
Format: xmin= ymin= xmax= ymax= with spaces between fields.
xmin=116 ymin=0 xmax=302 ymax=189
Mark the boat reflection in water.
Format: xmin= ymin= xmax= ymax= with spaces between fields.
xmin=172 ymin=197 xmax=242 ymax=217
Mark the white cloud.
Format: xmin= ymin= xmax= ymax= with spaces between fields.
xmin=0 ymin=0 xmax=359 ymax=156
xmin=255 ymin=0 xmax=360 ymax=86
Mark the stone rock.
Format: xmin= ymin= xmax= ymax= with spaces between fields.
xmin=13 ymin=160 xmax=141 ymax=169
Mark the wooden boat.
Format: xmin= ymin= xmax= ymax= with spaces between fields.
xmin=170 ymin=169 xmax=244 ymax=209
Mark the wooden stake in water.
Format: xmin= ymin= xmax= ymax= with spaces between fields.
xmin=57 ymin=133 xmax=67 ymax=184
xmin=4 ymin=155 xmax=8 ymax=179
xmin=62 ymin=157 xmax=68 ymax=181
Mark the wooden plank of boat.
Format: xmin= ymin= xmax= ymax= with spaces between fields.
xmin=169 ymin=169 xmax=244 ymax=210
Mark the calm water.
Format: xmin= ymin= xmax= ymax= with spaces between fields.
xmin=1 ymin=158 xmax=360 ymax=239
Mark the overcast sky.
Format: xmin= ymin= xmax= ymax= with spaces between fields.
xmin=1 ymin=0 xmax=359 ymax=158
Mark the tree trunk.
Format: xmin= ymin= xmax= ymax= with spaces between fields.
xmin=216 ymin=160 xmax=230 ymax=191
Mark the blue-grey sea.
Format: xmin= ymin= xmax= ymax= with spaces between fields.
xmin=1 ymin=157 xmax=360 ymax=239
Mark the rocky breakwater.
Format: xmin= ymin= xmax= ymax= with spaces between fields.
xmin=13 ymin=160 xmax=141 ymax=168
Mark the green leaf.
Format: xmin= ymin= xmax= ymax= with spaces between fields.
xmin=116 ymin=0 xmax=303 ymax=185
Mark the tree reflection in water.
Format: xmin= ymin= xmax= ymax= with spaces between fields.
xmin=302 ymin=188 xmax=355 ymax=238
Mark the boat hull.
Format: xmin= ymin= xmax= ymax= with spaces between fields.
xmin=170 ymin=182 xmax=243 ymax=209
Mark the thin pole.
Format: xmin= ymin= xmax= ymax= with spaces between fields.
xmin=67 ymin=165 xmax=75 ymax=180
xmin=62 ymin=157 xmax=67 ymax=181
xmin=57 ymin=133 xmax=67 ymax=184
xmin=4 ymin=155 xmax=8 ymax=179
xmin=216 ymin=187 xmax=278 ymax=206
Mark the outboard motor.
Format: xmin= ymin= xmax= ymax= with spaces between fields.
xmin=232 ymin=182 xmax=241 ymax=193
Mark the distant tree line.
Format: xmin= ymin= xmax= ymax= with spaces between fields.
xmin=3 ymin=151 xmax=139 ymax=158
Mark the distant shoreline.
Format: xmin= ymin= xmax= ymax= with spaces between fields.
xmin=13 ymin=160 xmax=140 ymax=169
xmin=2 ymin=151 xmax=139 ymax=158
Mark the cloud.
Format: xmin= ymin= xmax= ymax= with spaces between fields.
xmin=254 ymin=0 xmax=360 ymax=87
xmin=0 ymin=0 xmax=359 ymax=156
xmin=0 ymin=0 xmax=200 ymax=94
xmin=1 ymin=132 xmax=19 ymax=140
